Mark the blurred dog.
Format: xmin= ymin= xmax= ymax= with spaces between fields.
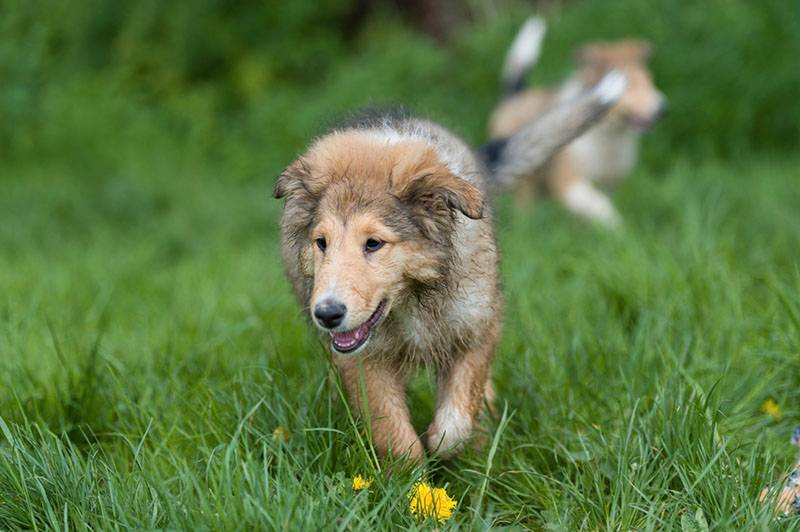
xmin=490 ymin=17 xmax=666 ymax=226
xmin=274 ymin=76 xmax=624 ymax=460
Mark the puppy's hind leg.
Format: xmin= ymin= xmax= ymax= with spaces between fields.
xmin=337 ymin=358 xmax=424 ymax=462
xmin=550 ymin=153 xmax=620 ymax=227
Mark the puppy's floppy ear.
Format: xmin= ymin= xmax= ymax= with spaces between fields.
xmin=400 ymin=167 xmax=484 ymax=220
xmin=273 ymin=159 xmax=310 ymax=199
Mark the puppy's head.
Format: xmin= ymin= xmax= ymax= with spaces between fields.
xmin=274 ymin=132 xmax=483 ymax=355
xmin=576 ymin=39 xmax=666 ymax=130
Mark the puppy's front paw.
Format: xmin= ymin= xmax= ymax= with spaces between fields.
xmin=426 ymin=405 xmax=474 ymax=459
xmin=375 ymin=429 xmax=425 ymax=462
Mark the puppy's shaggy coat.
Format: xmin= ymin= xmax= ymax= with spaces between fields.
xmin=275 ymin=80 xmax=622 ymax=459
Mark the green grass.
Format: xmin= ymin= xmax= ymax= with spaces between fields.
xmin=1 ymin=151 xmax=800 ymax=529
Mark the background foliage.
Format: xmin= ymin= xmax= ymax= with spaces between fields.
xmin=2 ymin=0 xmax=798 ymax=171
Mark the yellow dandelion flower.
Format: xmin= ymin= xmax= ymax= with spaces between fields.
xmin=351 ymin=474 xmax=373 ymax=491
xmin=272 ymin=426 xmax=289 ymax=441
xmin=408 ymin=482 xmax=456 ymax=523
xmin=761 ymin=399 xmax=781 ymax=420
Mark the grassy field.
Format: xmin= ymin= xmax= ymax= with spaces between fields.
xmin=2 ymin=1 xmax=800 ymax=529
xmin=2 ymin=152 xmax=800 ymax=529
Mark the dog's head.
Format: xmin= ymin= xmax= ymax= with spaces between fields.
xmin=274 ymin=132 xmax=484 ymax=355
xmin=576 ymin=39 xmax=666 ymax=130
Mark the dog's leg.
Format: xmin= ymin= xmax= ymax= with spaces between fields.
xmin=560 ymin=179 xmax=620 ymax=227
xmin=337 ymin=358 xmax=423 ymax=461
xmin=426 ymin=338 xmax=496 ymax=458
xmin=550 ymin=153 xmax=620 ymax=227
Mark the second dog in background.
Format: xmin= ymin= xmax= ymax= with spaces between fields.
xmin=490 ymin=17 xmax=666 ymax=226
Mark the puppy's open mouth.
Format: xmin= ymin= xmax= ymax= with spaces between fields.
xmin=330 ymin=300 xmax=386 ymax=354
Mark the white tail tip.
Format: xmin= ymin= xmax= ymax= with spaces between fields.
xmin=501 ymin=16 xmax=547 ymax=84
xmin=594 ymin=70 xmax=627 ymax=105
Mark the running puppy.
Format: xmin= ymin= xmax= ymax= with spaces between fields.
xmin=490 ymin=17 xmax=666 ymax=226
xmin=274 ymin=77 xmax=624 ymax=460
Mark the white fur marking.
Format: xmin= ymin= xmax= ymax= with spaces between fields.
xmin=501 ymin=16 xmax=546 ymax=85
xmin=594 ymin=70 xmax=627 ymax=105
xmin=430 ymin=403 xmax=472 ymax=455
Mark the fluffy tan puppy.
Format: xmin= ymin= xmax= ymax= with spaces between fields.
xmin=274 ymin=76 xmax=624 ymax=460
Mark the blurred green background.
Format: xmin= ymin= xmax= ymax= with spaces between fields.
xmin=2 ymin=0 xmax=798 ymax=178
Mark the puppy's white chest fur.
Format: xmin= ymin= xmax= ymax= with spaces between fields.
xmin=569 ymin=120 xmax=640 ymax=186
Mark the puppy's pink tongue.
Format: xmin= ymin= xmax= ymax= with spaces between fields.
xmin=332 ymin=323 xmax=369 ymax=350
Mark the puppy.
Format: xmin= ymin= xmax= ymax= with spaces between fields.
xmin=490 ymin=17 xmax=666 ymax=226
xmin=274 ymin=77 xmax=624 ymax=460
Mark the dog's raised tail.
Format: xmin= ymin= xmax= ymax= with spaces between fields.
xmin=501 ymin=16 xmax=546 ymax=96
xmin=482 ymin=71 xmax=627 ymax=188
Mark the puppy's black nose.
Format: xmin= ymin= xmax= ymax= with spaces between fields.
xmin=314 ymin=300 xmax=346 ymax=329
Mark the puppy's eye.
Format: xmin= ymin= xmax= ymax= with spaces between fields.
xmin=315 ymin=238 xmax=327 ymax=252
xmin=365 ymin=238 xmax=384 ymax=253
